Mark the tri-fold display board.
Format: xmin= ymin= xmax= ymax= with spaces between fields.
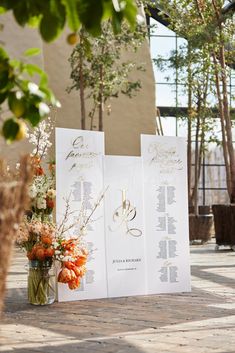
xmin=56 ymin=128 xmax=191 ymax=302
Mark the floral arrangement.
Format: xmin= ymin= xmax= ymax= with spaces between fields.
xmin=17 ymin=218 xmax=88 ymax=292
xmin=55 ymin=238 xmax=88 ymax=290
xmin=29 ymin=156 xmax=56 ymax=220
xmin=17 ymin=220 xmax=56 ymax=262
xmin=16 ymin=118 xmax=105 ymax=305
xmin=27 ymin=119 xmax=56 ymax=221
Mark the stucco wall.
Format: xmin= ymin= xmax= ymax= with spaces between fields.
xmin=0 ymin=13 xmax=156 ymax=163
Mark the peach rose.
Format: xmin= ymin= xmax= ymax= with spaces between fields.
xmin=58 ymin=267 xmax=76 ymax=283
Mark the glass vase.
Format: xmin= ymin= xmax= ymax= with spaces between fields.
xmin=28 ymin=260 xmax=56 ymax=305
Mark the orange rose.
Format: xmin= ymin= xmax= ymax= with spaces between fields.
xmin=78 ymin=266 xmax=86 ymax=277
xmin=44 ymin=247 xmax=54 ymax=258
xmin=64 ymin=261 xmax=75 ymax=270
xmin=74 ymin=255 xmax=87 ymax=267
xmin=41 ymin=235 xmax=52 ymax=246
xmin=58 ymin=268 xmax=76 ymax=283
xmin=35 ymin=247 xmax=45 ymax=261
xmin=68 ymin=277 xmax=80 ymax=290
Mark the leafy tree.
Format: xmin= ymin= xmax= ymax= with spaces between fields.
xmin=68 ymin=21 xmax=147 ymax=131
xmin=154 ymin=0 xmax=235 ymax=202
xmin=154 ymin=41 xmax=218 ymax=213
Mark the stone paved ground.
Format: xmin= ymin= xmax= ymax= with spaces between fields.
xmin=0 ymin=240 xmax=235 ymax=353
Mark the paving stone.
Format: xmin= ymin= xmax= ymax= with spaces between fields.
xmin=1 ymin=240 xmax=235 ymax=353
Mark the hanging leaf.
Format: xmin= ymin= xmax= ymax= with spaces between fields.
xmin=13 ymin=2 xmax=31 ymax=26
xmin=39 ymin=1 xmax=66 ymax=42
xmin=112 ymin=9 xmax=123 ymax=34
xmin=23 ymin=104 xmax=41 ymax=127
xmin=122 ymin=0 xmax=137 ymax=30
xmin=61 ymin=0 xmax=80 ymax=32
xmin=77 ymin=0 xmax=103 ymax=36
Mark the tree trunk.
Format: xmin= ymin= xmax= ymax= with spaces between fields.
xmin=211 ymin=0 xmax=235 ymax=202
xmin=193 ymin=96 xmax=201 ymax=216
xmin=191 ymin=66 xmax=209 ymax=207
xmin=219 ymin=44 xmax=235 ymax=202
xmin=212 ymin=53 xmax=231 ymax=199
xmin=187 ymin=46 xmax=193 ymax=207
xmin=79 ymin=29 xmax=86 ymax=130
xmin=89 ymin=103 xmax=97 ymax=131
xmin=98 ymin=64 xmax=104 ymax=132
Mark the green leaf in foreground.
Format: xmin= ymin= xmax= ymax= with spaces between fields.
xmin=2 ymin=118 xmax=19 ymax=142
xmin=24 ymin=48 xmax=41 ymax=57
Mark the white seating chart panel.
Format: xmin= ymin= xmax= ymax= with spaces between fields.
xmin=56 ymin=129 xmax=191 ymax=301
xmin=141 ymin=134 xmax=191 ymax=294
xmin=56 ymin=128 xmax=107 ymax=301
xmin=104 ymin=156 xmax=146 ymax=297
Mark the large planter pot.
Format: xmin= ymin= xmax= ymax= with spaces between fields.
xmin=198 ymin=205 xmax=211 ymax=215
xmin=212 ymin=204 xmax=235 ymax=250
xmin=189 ymin=214 xmax=213 ymax=244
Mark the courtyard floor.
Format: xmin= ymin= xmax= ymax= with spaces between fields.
xmin=0 ymin=240 xmax=235 ymax=353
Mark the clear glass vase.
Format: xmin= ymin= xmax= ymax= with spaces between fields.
xmin=28 ymin=260 xmax=56 ymax=305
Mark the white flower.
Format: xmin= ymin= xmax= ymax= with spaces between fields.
xmin=39 ymin=102 xmax=50 ymax=117
xmin=47 ymin=189 xmax=56 ymax=198
xmin=54 ymin=250 xmax=60 ymax=255
xmin=28 ymin=184 xmax=37 ymax=198
xmin=53 ymin=242 xmax=59 ymax=248
xmin=36 ymin=197 xmax=47 ymax=210
xmin=28 ymin=82 xmax=39 ymax=94
xmin=63 ymin=256 xmax=72 ymax=262
xmin=28 ymin=117 xmax=53 ymax=159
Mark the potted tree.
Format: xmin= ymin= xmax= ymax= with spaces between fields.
xmin=67 ymin=21 xmax=148 ymax=131
xmin=153 ymin=30 xmax=215 ymax=243
xmin=153 ymin=0 xmax=235 ymax=248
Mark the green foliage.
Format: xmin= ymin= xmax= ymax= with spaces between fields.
xmin=0 ymin=0 xmax=141 ymax=142
xmin=153 ymin=0 xmax=235 ymax=201
xmin=0 ymin=47 xmax=60 ymax=142
xmin=0 ymin=0 xmax=138 ymax=40
xmin=68 ymin=21 xmax=147 ymax=129
xmin=2 ymin=117 xmax=19 ymax=142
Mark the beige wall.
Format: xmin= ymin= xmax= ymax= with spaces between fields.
xmin=0 ymin=13 xmax=156 ymax=162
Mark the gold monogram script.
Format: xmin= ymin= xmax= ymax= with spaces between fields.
xmin=109 ymin=190 xmax=142 ymax=237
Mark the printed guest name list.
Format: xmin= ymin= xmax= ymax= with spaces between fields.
xmin=56 ymin=128 xmax=107 ymax=301
xmin=141 ymin=135 xmax=191 ymax=294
